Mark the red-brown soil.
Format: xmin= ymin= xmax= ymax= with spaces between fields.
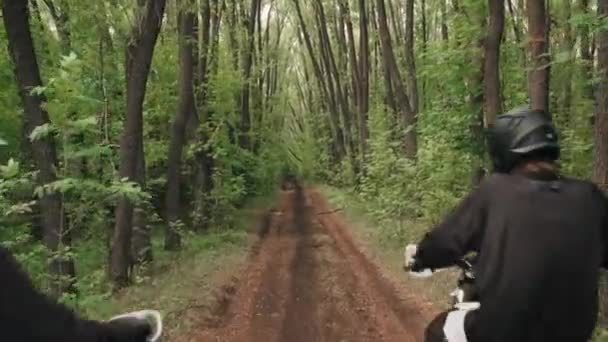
xmin=183 ymin=186 xmax=435 ymax=342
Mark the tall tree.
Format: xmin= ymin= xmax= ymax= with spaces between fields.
xmin=2 ymin=0 xmax=75 ymax=297
xmin=375 ymin=0 xmax=417 ymax=159
xmin=559 ymin=0 xmax=575 ymax=123
xmin=314 ymin=0 xmax=356 ymax=169
xmin=593 ymin=0 xmax=608 ymax=188
xmin=527 ymin=0 xmax=550 ymax=112
xmin=292 ymin=0 xmax=346 ymax=160
xmin=165 ymin=0 xmax=197 ymax=251
xmin=580 ymin=0 xmax=594 ymax=102
xmin=239 ymin=0 xmax=261 ymax=149
xmin=357 ymin=0 xmax=370 ymax=156
xmin=192 ymin=0 xmax=214 ymax=230
xmin=484 ymin=0 xmax=505 ymax=125
xmin=339 ymin=0 xmax=364 ymax=155
xmin=110 ymin=0 xmax=167 ymax=287
xmin=440 ymin=0 xmax=449 ymax=41
xmin=132 ymin=143 xmax=152 ymax=263
xmin=404 ymin=0 xmax=419 ymax=114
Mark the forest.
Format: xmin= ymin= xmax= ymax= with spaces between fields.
xmin=1 ymin=0 xmax=608 ymax=334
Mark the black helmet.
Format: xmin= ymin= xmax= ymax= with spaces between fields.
xmin=487 ymin=106 xmax=560 ymax=173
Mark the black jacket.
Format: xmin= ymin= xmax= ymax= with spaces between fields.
xmin=0 ymin=247 xmax=147 ymax=341
xmin=414 ymin=173 xmax=608 ymax=342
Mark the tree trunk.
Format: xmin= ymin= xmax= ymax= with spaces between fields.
xmin=197 ymin=0 xmax=212 ymax=98
xmin=358 ymin=0 xmax=370 ymax=156
xmin=421 ymin=0 xmax=428 ymax=110
xmin=111 ymin=0 xmax=166 ymax=288
xmin=375 ymin=0 xmax=417 ymax=159
xmin=340 ymin=0 xmax=364 ymax=158
xmin=507 ymin=0 xmax=523 ymax=48
xmin=484 ymin=0 xmax=505 ymax=125
xmin=29 ymin=0 xmax=53 ymax=69
xmin=593 ymin=0 xmax=608 ymax=188
xmin=315 ymin=0 xmax=356 ymax=170
xmin=2 ymin=0 xmax=75 ymax=297
xmin=527 ymin=0 xmax=550 ymax=113
xmin=421 ymin=0 xmax=428 ymax=51
xmin=292 ymin=0 xmax=346 ymax=160
xmin=387 ymin=0 xmax=403 ymax=46
xmin=404 ymin=0 xmax=419 ymax=114
xmin=580 ymin=0 xmax=594 ymax=102
xmin=191 ymin=0 xmax=214 ymax=231
xmin=132 ymin=139 xmax=152 ymax=263
xmin=315 ymin=18 xmax=345 ymax=151
xmin=42 ymin=0 xmax=71 ymax=54
xmin=227 ymin=0 xmax=239 ymax=70
xmin=560 ymin=0 xmax=574 ymax=124
xmin=440 ymin=0 xmax=449 ymax=41
xmin=239 ymin=0 xmax=261 ymax=150
xmin=166 ymin=0 xmax=197 ymax=251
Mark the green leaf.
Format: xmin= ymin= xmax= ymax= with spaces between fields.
xmin=0 ymin=159 xmax=20 ymax=178
xmin=60 ymin=52 xmax=79 ymax=68
xmin=66 ymin=145 xmax=112 ymax=159
xmin=67 ymin=116 xmax=98 ymax=133
xmin=30 ymin=86 xmax=47 ymax=96
xmin=29 ymin=124 xmax=57 ymax=142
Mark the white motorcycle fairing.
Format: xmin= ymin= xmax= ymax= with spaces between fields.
xmin=443 ymin=303 xmax=480 ymax=342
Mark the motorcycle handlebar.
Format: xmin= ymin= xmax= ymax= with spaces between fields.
xmin=108 ymin=310 xmax=163 ymax=342
xmin=404 ymin=244 xmax=476 ymax=277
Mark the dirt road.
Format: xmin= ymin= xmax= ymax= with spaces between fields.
xmin=187 ymin=186 xmax=435 ymax=342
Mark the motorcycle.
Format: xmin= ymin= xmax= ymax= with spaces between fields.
xmin=403 ymin=244 xmax=479 ymax=342
xmin=108 ymin=310 xmax=163 ymax=342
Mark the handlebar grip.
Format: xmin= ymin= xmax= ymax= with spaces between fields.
xmin=109 ymin=310 xmax=163 ymax=342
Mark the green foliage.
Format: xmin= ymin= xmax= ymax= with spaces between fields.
xmin=359 ymin=104 xmax=414 ymax=220
xmin=0 ymin=0 xmax=293 ymax=315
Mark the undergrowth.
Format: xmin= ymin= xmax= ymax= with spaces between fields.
xmin=4 ymin=192 xmax=274 ymax=341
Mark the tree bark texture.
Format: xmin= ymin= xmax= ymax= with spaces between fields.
xmin=593 ymin=0 xmax=608 ymax=188
xmin=314 ymin=0 xmax=356 ymax=169
xmin=358 ymin=0 xmax=370 ymax=155
xmin=484 ymin=0 xmax=505 ymax=126
xmin=166 ymin=0 xmax=198 ymax=250
xmin=375 ymin=0 xmax=417 ymax=159
xmin=239 ymin=0 xmax=261 ymax=150
xmin=580 ymin=0 xmax=594 ymax=102
xmin=132 ymin=139 xmax=152 ymax=263
xmin=292 ymin=0 xmax=346 ymax=160
xmin=527 ymin=0 xmax=550 ymax=113
xmin=404 ymin=0 xmax=419 ymax=114
xmin=111 ymin=0 xmax=166 ymax=287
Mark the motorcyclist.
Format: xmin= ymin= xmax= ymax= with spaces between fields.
xmin=406 ymin=106 xmax=608 ymax=342
xmin=0 ymin=245 xmax=153 ymax=341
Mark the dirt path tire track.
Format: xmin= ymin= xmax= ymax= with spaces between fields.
xmin=187 ymin=187 xmax=433 ymax=342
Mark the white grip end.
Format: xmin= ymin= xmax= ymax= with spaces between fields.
xmin=109 ymin=310 xmax=163 ymax=342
